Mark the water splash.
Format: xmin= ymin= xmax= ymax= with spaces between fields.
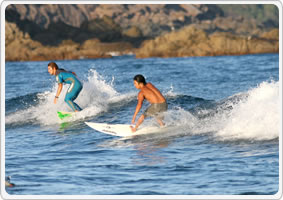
xmin=215 ymin=81 xmax=279 ymax=141
xmin=5 ymin=76 xmax=279 ymax=142
xmin=5 ymin=69 xmax=131 ymax=126
xmin=150 ymin=81 xmax=280 ymax=141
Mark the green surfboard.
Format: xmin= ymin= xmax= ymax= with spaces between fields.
xmin=57 ymin=111 xmax=73 ymax=120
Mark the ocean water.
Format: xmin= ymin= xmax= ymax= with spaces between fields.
xmin=4 ymin=54 xmax=280 ymax=196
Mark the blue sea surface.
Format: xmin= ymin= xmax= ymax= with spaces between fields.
xmin=4 ymin=54 xmax=279 ymax=195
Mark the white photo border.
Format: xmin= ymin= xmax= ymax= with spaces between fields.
xmin=1 ymin=0 xmax=282 ymax=199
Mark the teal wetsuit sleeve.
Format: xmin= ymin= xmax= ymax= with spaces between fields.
xmin=56 ymin=74 xmax=64 ymax=84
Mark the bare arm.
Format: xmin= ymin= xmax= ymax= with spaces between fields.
xmin=131 ymin=92 xmax=144 ymax=124
xmin=54 ymin=83 xmax=63 ymax=104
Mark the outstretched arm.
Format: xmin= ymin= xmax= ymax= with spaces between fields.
xmin=131 ymin=92 xmax=144 ymax=124
xmin=54 ymin=83 xmax=63 ymax=104
xmin=131 ymin=114 xmax=145 ymax=132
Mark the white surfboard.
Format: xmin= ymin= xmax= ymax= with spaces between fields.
xmin=85 ymin=122 xmax=169 ymax=137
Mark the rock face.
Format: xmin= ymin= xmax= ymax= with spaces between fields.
xmin=5 ymin=4 xmax=225 ymax=38
xmin=136 ymin=26 xmax=279 ymax=58
xmin=5 ymin=4 xmax=279 ymax=61
xmin=6 ymin=4 xmax=278 ymax=41
xmin=5 ymin=22 xmax=43 ymax=61
xmin=5 ymin=21 xmax=135 ymax=61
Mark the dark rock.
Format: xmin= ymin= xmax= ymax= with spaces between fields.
xmin=81 ymin=15 xmax=122 ymax=42
xmin=5 ymin=21 xmax=135 ymax=61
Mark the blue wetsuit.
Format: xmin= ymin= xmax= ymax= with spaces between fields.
xmin=56 ymin=69 xmax=83 ymax=111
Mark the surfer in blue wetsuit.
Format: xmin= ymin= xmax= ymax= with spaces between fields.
xmin=48 ymin=62 xmax=83 ymax=112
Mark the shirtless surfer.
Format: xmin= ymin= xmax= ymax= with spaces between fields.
xmin=130 ymin=74 xmax=168 ymax=133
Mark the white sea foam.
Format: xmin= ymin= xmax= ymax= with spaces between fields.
xmin=6 ymin=73 xmax=280 ymax=141
xmin=157 ymin=81 xmax=280 ymax=141
xmin=215 ymin=81 xmax=280 ymax=141
xmin=5 ymin=69 xmax=131 ymax=125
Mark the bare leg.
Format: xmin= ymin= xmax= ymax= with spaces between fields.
xmin=156 ymin=118 xmax=165 ymax=127
xmin=155 ymin=114 xmax=165 ymax=127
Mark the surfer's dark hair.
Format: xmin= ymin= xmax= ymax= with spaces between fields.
xmin=48 ymin=62 xmax=59 ymax=70
xmin=134 ymin=74 xmax=146 ymax=85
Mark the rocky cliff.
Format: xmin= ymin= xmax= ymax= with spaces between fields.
xmin=5 ymin=21 xmax=135 ymax=61
xmin=5 ymin=4 xmax=279 ymax=61
xmin=5 ymin=4 xmax=224 ymax=38
xmin=136 ymin=26 xmax=279 ymax=58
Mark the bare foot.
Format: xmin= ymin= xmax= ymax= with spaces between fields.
xmin=130 ymin=126 xmax=137 ymax=133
